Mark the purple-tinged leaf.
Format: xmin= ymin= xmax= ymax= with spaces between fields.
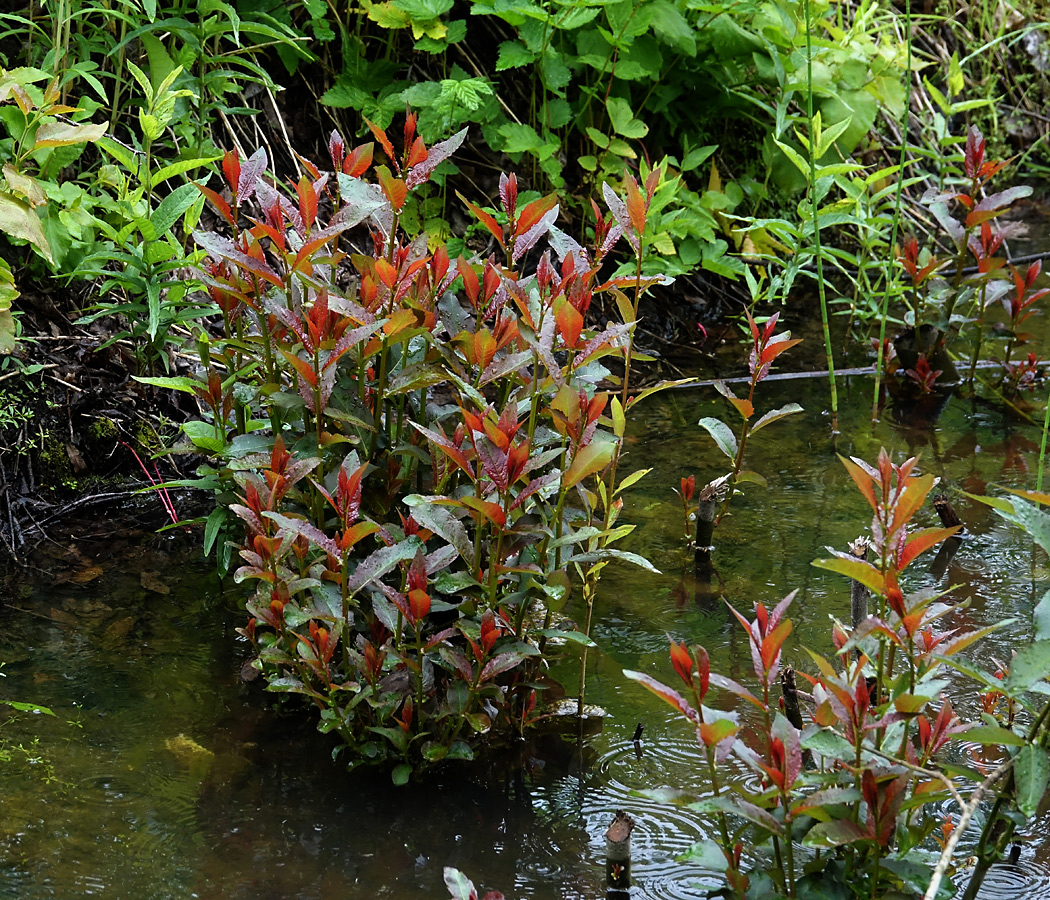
xmin=347 ymin=538 xmax=424 ymax=594
xmin=511 ymin=205 xmax=559 ymax=263
xmin=406 ymin=127 xmax=468 ymax=189
xmin=602 ymin=182 xmax=638 ymax=252
xmin=238 ymin=147 xmax=268 ymax=200
xmin=623 ymin=670 xmax=700 ymax=723
xmin=264 ymin=512 xmax=340 ymax=558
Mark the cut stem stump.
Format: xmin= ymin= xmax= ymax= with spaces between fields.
xmin=605 ymin=809 xmax=635 ymax=896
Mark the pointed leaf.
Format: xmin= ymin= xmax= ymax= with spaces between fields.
xmin=623 ymin=670 xmax=698 ymax=722
xmin=563 ymin=440 xmax=615 ymax=488
xmin=697 ymin=417 xmax=738 ymax=460
xmin=403 ymin=495 xmax=474 ymax=568
xmin=347 ymin=538 xmax=424 ymax=594
xmin=1004 ymin=640 xmax=1050 ymax=697
xmin=750 ymin=402 xmax=803 ymax=434
xmin=813 ymin=556 xmax=886 ymax=593
xmin=1015 ymin=745 xmax=1049 ymax=819
xmin=803 ymin=819 xmax=869 ymax=848
xmin=898 ymin=526 xmax=961 ymax=571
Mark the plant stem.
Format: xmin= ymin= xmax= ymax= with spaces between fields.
xmin=803 ymin=0 xmax=838 ymax=434
xmin=872 ymin=0 xmax=911 ymax=422
xmin=1038 ymin=382 xmax=1050 ymax=493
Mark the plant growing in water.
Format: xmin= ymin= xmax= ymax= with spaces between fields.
xmin=691 ymin=309 xmax=802 ymax=542
xmin=628 ymin=448 xmax=1050 ymax=899
xmin=149 ymin=118 xmax=681 ymax=780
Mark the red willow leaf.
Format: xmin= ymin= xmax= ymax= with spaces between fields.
xmin=375 ymin=167 xmax=407 ymax=212
xmin=221 ymin=149 xmax=241 ymax=195
xmin=515 ymin=194 xmax=558 ymax=239
xmin=238 ymin=147 xmax=268 ymax=201
xmin=760 ymin=618 xmax=793 ymax=673
xmin=624 ymin=175 xmax=646 ymax=237
xmin=344 ymin=142 xmax=374 ymax=177
xmin=363 ymin=117 xmax=397 ymax=171
xmin=499 ymin=172 xmax=517 ymax=221
xmin=623 ymin=670 xmax=700 ymax=723
xmin=897 ymin=525 xmax=961 ymax=571
xmin=405 ymin=128 xmax=467 ymax=189
xmin=889 ymin=472 xmax=937 ymax=533
xmin=458 ymin=193 xmax=505 ymax=247
xmin=840 ymin=455 xmax=878 ymax=512
xmin=295 ymin=176 xmax=318 ymax=232
xmin=195 ymin=183 xmax=234 ymax=227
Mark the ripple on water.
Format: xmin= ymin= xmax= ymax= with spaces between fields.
xmin=966 ymin=847 xmax=1050 ymax=900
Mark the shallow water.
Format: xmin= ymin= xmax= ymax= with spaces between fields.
xmin=1 ymin=359 xmax=1050 ymax=897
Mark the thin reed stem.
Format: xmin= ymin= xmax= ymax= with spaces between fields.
xmin=803 ymin=0 xmax=838 ymax=434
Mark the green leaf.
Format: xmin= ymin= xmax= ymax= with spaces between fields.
xmin=615 ymin=467 xmax=651 ymax=494
xmin=2 ymin=701 xmax=55 ymax=716
xmin=751 ymin=402 xmax=803 ymax=434
xmin=998 ymin=497 xmax=1050 ymax=557
xmin=774 ymin=138 xmax=811 ymax=179
xmin=0 ymin=192 xmax=52 ymax=262
xmin=802 ymin=728 xmax=855 ymax=761
xmin=677 ymin=839 xmax=727 ymax=868
xmin=1035 ymin=588 xmax=1050 ymax=643
xmin=735 ymin=470 xmax=767 ymax=488
xmin=802 ymin=818 xmax=868 ymax=848
xmin=496 ymin=40 xmax=535 ymax=69
xmin=697 ymin=417 xmax=738 ymax=460
xmin=151 ymin=155 xmax=221 ymax=186
xmin=391 ymin=762 xmax=412 ymax=785
xmin=1004 ymin=640 xmax=1050 ymax=697
xmin=681 ymin=145 xmax=716 ymax=172
xmin=606 ymin=97 xmax=648 ymax=139
xmin=1014 ymin=745 xmax=1049 ymax=818
xmin=814 ymin=115 xmax=853 ymax=159
xmin=150 ymin=182 xmax=200 ymax=237
xmin=563 ymin=439 xmax=615 ymax=488
xmin=181 ymin=420 xmax=226 ymax=453
xmin=964 ymin=724 xmax=1026 ymax=747
xmin=536 ymin=628 xmax=596 ymax=648
xmin=568 ymin=547 xmax=660 ymax=573
xmin=134 ymin=374 xmax=207 ymax=394
xmin=499 ymin=122 xmax=544 ymax=155
xmin=948 ymin=52 xmax=964 ymax=97
xmin=647 ymin=0 xmax=695 ymax=55
xmin=812 ymin=557 xmax=885 ymax=594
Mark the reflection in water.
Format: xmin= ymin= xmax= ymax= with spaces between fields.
xmin=0 ymin=364 xmax=1049 ymax=898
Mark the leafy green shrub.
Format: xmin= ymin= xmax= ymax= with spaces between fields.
xmin=146 ymin=117 xmax=686 ymax=779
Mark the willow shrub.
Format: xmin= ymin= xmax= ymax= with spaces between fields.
xmin=142 ymin=116 xmax=689 ymax=781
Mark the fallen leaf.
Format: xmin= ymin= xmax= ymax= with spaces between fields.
xmin=49 ymin=608 xmax=78 ymax=627
xmin=140 ymin=571 xmax=170 ymax=595
xmin=65 ymin=443 xmax=87 ymax=474
xmin=104 ymin=616 xmax=135 ymax=645
xmin=71 ymin=565 xmax=103 ymax=584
